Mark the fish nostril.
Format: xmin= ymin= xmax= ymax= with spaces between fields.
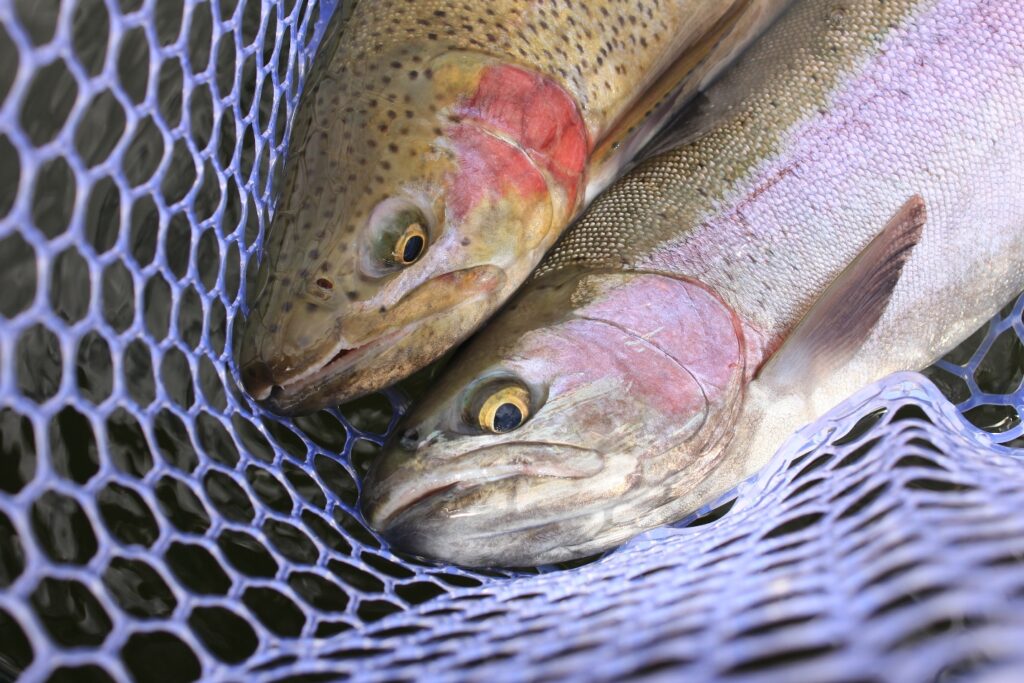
xmin=398 ymin=429 xmax=419 ymax=450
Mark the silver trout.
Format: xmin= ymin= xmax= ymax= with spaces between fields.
xmin=237 ymin=0 xmax=795 ymax=414
xmin=362 ymin=0 xmax=1024 ymax=567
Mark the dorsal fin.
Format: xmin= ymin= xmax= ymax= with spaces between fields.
xmin=758 ymin=195 xmax=927 ymax=391
xmin=585 ymin=0 xmax=755 ymax=201
xmin=630 ymin=91 xmax=720 ymax=162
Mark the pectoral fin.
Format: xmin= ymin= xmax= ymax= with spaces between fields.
xmin=758 ymin=195 xmax=926 ymax=391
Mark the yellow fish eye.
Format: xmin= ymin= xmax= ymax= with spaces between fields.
xmin=478 ymin=385 xmax=531 ymax=434
xmin=394 ymin=222 xmax=427 ymax=265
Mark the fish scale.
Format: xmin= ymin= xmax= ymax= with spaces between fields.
xmin=541 ymin=0 xmax=1024 ymax=372
xmin=364 ymin=0 xmax=1024 ymax=567
xmin=238 ymin=0 xmax=794 ymax=413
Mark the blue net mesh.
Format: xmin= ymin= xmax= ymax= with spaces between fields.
xmin=0 ymin=0 xmax=1022 ymax=681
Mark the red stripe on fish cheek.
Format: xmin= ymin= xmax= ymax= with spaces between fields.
xmin=446 ymin=125 xmax=549 ymax=222
xmin=455 ymin=65 xmax=589 ymax=206
xmin=577 ymin=276 xmax=745 ymax=385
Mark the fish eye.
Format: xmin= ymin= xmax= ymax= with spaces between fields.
xmin=477 ymin=385 xmax=531 ymax=434
xmin=363 ymin=201 xmax=433 ymax=275
xmin=394 ymin=222 xmax=427 ymax=265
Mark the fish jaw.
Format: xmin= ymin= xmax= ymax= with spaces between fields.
xmin=369 ymin=470 xmax=635 ymax=568
xmin=362 ymin=438 xmax=611 ymax=567
xmin=362 ymin=272 xmax=748 ymax=567
xmin=248 ymin=264 xmax=507 ymax=415
xmin=239 ymin=53 xmax=589 ymax=412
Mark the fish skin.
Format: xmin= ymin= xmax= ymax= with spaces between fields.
xmin=363 ymin=0 xmax=1024 ymax=567
xmin=237 ymin=0 xmax=795 ymax=414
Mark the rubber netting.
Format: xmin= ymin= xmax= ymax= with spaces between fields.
xmin=0 ymin=0 xmax=1022 ymax=680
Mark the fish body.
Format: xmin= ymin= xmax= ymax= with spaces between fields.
xmin=238 ymin=0 xmax=795 ymax=413
xmin=363 ymin=0 xmax=1024 ymax=566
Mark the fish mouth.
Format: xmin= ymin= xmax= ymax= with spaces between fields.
xmin=364 ymin=441 xmax=603 ymax=532
xmin=367 ymin=467 xmax=616 ymax=567
xmin=250 ymin=265 xmax=506 ymax=414
xmin=367 ymin=479 xmax=479 ymax=531
xmin=259 ymin=323 xmax=417 ymax=412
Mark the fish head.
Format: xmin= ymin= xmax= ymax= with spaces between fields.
xmin=362 ymin=271 xmax=748 ymax=567
xmin=238 ymin=50 xmax=589 ymax=414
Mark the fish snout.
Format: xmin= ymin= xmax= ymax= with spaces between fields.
xmin=360 ymin=447 xmax=431 ymax=532
xmin=362 ymin=440 xmax=603 ymax=535
xmin=237 ymin=330 xmax=331 ymax=411
xmin=238 ymin=289 xmax=331 ymax=370
xmin=361 ymin=442 xmax=476 ymax=536
xmin=239 ymin=359 xmax=276 ymax=401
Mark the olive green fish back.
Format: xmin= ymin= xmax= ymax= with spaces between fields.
xmin=535 ymin=0 xmax=928 ymax=279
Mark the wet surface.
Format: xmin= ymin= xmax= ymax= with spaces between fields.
xmin=0 ymin=0 xmax=1022 ymax=679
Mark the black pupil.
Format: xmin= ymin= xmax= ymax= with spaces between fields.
xmin=402 ymin=234 xmax=424 ymax=263
xmin=492 ymin=403 xmax=523 ymax=432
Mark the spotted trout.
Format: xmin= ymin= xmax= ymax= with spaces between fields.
xmin=362 ymin=0 xmax=1024 ymax=567
xmin=238 ymin=0 xmax=795 ymax=414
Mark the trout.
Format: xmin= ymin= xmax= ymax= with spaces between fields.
xmin=362 ymin=0 xmax=1024 ymax=567
xmin=238 ymin=0 xmax=794 ymax=413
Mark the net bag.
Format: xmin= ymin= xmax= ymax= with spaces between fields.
xmin=0 ymin=0 xmax=1022 ymax=680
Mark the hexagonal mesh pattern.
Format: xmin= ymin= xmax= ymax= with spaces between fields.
xmin=247 ymin=373 xmax=1024 ymax=683
xmin=0 ymin=0 xmax=1021 ymax=681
